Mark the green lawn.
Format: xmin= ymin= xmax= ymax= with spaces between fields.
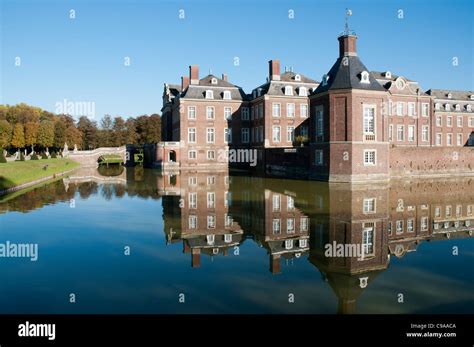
xmin=0 ymin=158 xmax=80 ymax=190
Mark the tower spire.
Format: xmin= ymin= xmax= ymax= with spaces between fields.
xmin=343 ymin=8 xmax=355 ymax=36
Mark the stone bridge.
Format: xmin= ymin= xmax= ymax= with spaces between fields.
xmin=66 ymin=146 xmax=127 ymax=167
xmin=62 ymin=166 xmax=127 ymax=189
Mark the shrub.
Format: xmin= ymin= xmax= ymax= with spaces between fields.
xmin=41 ymin=152 xmax=48 ymax=159
xmin=0 ymin=151 xmax=6 ymax=163
xmin=51 ymin=151 xmax=57 ymax=158
xmin=20 ymin=152 xmax=25 ymax=161
xmin=31 ymin=152 xmax=39 ymax=160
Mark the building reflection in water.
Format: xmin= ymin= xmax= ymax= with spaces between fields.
xmin=159 ymin=169 xmax=474 ymax=314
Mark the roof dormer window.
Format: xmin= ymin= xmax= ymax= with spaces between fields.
xmin=299 ymin=87 xmax=307 ymax=96
xmin=435 ymin=103 xmax=441 ymax=110
xmin=211 ymin=77 xmax=218 ymax=85
xmin=205 ymin=90 xmax=214 ymax=99
xmin=252 ymin=90 xmax=257 ymax=98
xmin=445 ymin=104 xmax=451 ymax=111
xmin=447 ymin=93 xmax=452 ymax=99
xmin=470 ymin=95 xmax=474 ymax=100
xmin=223 ymin=90 xmax=231 ymax=100
xmin=284 ymin=85 xmax=293 ymax=96
xmin=385 ymin=71 xmax=392 ymax=79
xmin=257 ymin=88 xmax=262 ymax=97
xmin=294 ymin=74 xmax=301 ymax=81
xmin=455 ymin=104 xmax=461 ymax=111
xmin=322 ymin=74 xmax=329 ymax=87
xmin=360 ymin=71 xmax=370 ymax=84
xmin=467 ymin=104 xmax=472 ymax=112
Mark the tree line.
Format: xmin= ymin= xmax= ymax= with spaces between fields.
xmin=0 ymin=103 xmax=161 ymax=152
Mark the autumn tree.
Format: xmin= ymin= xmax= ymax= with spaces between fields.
xmin=112 ymin=116 xmax=126 ymax=146
xmin=37 ymin=121 xmax=55 ymax=151
xmin=77 ymin=116 xmax=98 ymax=149
xmin=65 ymin=126 xmax=83 ymax=149
xmin=54 ymin=119 xmax=67 ymax=148
xmin=99 ymin=114 xmax=113 ymax=147
xmin=124 ymin=118 xmax=137 ymax=145
xmin=11 ymin=123 xmax=25 ymax=150
xmin=25 ymin=122 xmax=39 ymax=150
xmin=0 ymin=120 xmax=12 ymax=149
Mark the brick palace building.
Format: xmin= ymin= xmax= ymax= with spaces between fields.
xmin=159 ymin=31 xmax=474 ymax=182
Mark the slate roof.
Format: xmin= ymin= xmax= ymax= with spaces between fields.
xmin=280 ymin=71 xmax=318 ymax=84
xmin=371 ymin=71 xmax=413 ymax=82
xmin=181 ymin=74 xmax=248 ymax=100
xmin=313 ymin=56 xmax=385 ymax=94
xmin=249 ymin=72 xmax=319 ymax=100
xmin=426 ymin=89 xmax=474 ymax=101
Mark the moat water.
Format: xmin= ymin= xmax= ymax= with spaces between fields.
xmin=0 ymin=166 xmax=472 ymax=314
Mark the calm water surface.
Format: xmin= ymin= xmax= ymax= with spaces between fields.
xmin=0 ymin=166 xmax=472 ymax=314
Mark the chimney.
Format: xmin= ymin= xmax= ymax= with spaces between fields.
xmin=269 ymin=59 xmax=280 ymax=81
xmin=181 ymin=76 xmax=189 ymax=91
xmin=270 ymin=254 xmax=281 ymax=274
xmin=338 ymin=34 xmax=357 ymax=57
xmin=189 ymin=65 xmax=199 ymax=85
xmin=191 ymin=249 xmax=201 ymax=268
xmin=222 ymin=73 xmax=228 ymax=82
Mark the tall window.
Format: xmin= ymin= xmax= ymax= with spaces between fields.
xmin=287 ymin=218 xmax=295 ymax=233
xmin=206 ymin=128 xmax=215 ymax=143
xmin=436 ymin=133 xmax=442 ymax=146
xmin=362 ymin=227 xmax=374 ymax=256
xmin=396 ymin=220 xmax=403 ymax=234
xmin=300 ymin=125 xmax=308 ymax=137
xmin=315 ymin=150 xmax=323 ymax=165
xmin=188 ymin=127 xmax=197 ymax=143
xmin=300 ymin=217 xmax=309 ymax=232
xmin=287 ymin=196 xmax=295 ymax=210
xmin=397 ymin=125 xmax=404 ymax=141
xmin=224 ymin=107 xmax=232 ymax=120
xmin=241 ymin=107 xmax=249 ymax=120
xmin=315 ymin=107 xmax=324 ymax=138
xmin=287 ymin=126 xmax=295 ymax=142
xmin=363 ymin=106 xmax=375 ymax=135
xmin=422 ymin=126 xmax=429 ymax=142
xmin=436 ymin=116 xmax=442 ymax=127
xmin=207 ymin=215 xmax=216 ymax=229
xmin=364 ymin=150 xmax=376 ymax=166
xmin=272 ymin=103 xmax=281 ymax=117
xmin=389 ymin=124 xmax=393 ymax=141
xmin=300 ymin=104 xmax=308 ymax=118
xmin=206 ymin=106 xmax=215 ymax=119
xmin=408 ymin=125 xmax=415 ymax=142
xmin=469 ymin=117 xmax=474 ymax=127
xmin=421 ymin=103 xmax=429 ymax=117
xmin=407 ymin=219 xmax=414 ymax=233
xmin=272 ymin=126 xmax=281 ymax=142
xmin=241 ymin=128 xmax=249 ymax=143
xmin=408 ymin=102 xmax=415 ymax=116
xmin=457 ymin=116 xmax=463 ymax=127
xmin=224 ymin=128 xmax=232 ymax=143
xmin=188 ymin=215 xmax=197 ymax=229
xmin=397 ymin=102 xmax=404 ymax=116
xmin=287 ymin=103 xmax=295 ymax=118
xmin=189 ymin=192 xmax=197 ymax=209
xmin=188 ymin=150 xmax=196 ymax=159
xmin=207 ymin=192 xmax=215 ymax=208
xmin=207 ymin=150 xmax=215 ymax=160
xmin=272 ymin=219 xmax=281 ymax=234
xmin=272 ymin=194 xmax=281 ymax=211
xmin=447 ymin=134 xmax=453 ymax=146
xmin=188 ymin=106 xmax=196 ymax=119
xmin=457 ymin=134 xmax=463 ymax=146
xmin=421 ymin=217 xmax=429 ymax=231
xmin=447 ymin=116 xmax=452 ymax=127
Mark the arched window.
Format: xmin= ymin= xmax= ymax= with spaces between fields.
xmin=455 ymin=104 xmax=461 ymax=111
xmin=205 ymin=90 xmax=214 ymax=99
xmin=447 ymin=93 xmax=452 ymax=99
xmin=435 ymin=103 xmax=441 ymax=110
xmin=284 ymin=86 xmax=293 ymax=96
xmin=445 ymin=104 xmax=451 ymax=111
xmin=299 ymin=87 xmax=307 ymax=96
xmin=223 ymin=90 xmax=231 ymax=100
xmin=361 ymin=71 xmax=370 ymax=84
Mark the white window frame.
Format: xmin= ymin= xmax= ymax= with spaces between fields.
xmin=223 ymin=90 xmax=231 ymax=100
xmin=421 ymin=103 xmax=429 ymax=117
xmin=363 ymin=105 xmax=376 ymax=137
xmin=287 ymin=103 xmax=295 ymax=118
xmin=457 ymin=133 xmax=463 ymax=146
xmin=224 ymin=107 xmax=232 ymax=120
xmin=457 ymin=116 xmax=463 ymax=127
xmin=188 ymin=127 xmax=196 ymax=143
xmin=207 ymin=150 xmax=215 ymax=160
xmin=206 ymin=127 xmax=215 ymax=143
xmin=436 ymin=133 xmax=442 ymax=146
xmin=224 ymin=128 xmax=232 ymax=144
xmin=298 ymin=86 xmax=307 ymax=96
xmin=272 ymin=103 xmax=281 ymax=117
xmin=408 ymin=102 xmax=416 ymax=117
xmin=284 ymin=85 xmax=293 ymax=96
xmin=363 ymin=198 xmax=376 ymax=214
xmin=408 ymin=125 xmax=415 ymax=142
xmin=396 ymin=102 xmax=404 ymax=116
xmin=272 ymin=218 xmax=281 ymax=234
xmin=241 ymin=128 xmax=249 ymax=143
xmin=364 ymin=150 xmax=376 ymax=166
xmin=397 ymin=125 xmax=404 ymax=141
xmin=447 ymin=133 xmax=453 ymax=146
xmin=205 ymin=90 xmax=214 ymax=99
xmin=207 ymin=192 xmax=215 ymax=208
xmin=206 ymin=106 xmax=215 ymax=120
xmin=272 ymin=125 xmax=281 ymax=143
xmin=189 ymin=192 xmax=197 ymax=209
xmin=241 ymin=107 xmax=249 ymax=120
xmin=187 ymin=106 xmax=196 ymax=120
xmin=287 ymin=126 xmax=295 ymax=142
xmin=188 ymin=150 xmax=197 ymax=160
xmin=436 ymin=115 xmax=442 ymax=127
xmin=300 ymin=104 xmax=308 ymax=118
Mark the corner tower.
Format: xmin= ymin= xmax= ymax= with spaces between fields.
xmin=309 ymin=29 xmax=390 ymax=183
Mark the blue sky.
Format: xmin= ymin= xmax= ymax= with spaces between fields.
xmin=1 ymin=0 xmax=473 ymax=119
